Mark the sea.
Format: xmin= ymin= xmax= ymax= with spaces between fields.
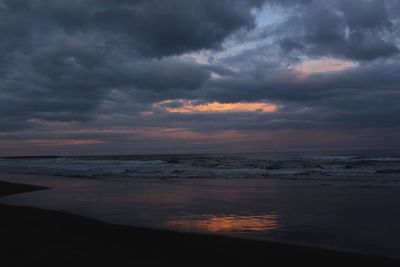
xmin=1 ymin=151 xmax=400 ymax=182
xmin=0 ymin=150 xmax=400 ymax=258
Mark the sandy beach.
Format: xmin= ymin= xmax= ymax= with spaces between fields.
xmin=1 ymin=180 xmax=399 ymax=267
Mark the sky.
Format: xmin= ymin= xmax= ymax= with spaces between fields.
xmin=1 ymin=0 xmax=400 ymax=156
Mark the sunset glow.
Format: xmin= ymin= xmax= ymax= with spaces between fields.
xmin=25 ymin=140 xmax=106 ymax=147
xmin=295 ymin=58 xmax=358 ymax=74
xmin=142 ymin=128 xmax=251 ymax=141
xmin=158 ymin=100 xmax=279 ymax=113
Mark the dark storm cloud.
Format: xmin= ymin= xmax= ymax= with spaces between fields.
xmin=0 ymin=0 xmax=399 ymax=153
xmin=277 ymin=0 xmax=399 ymax=61
xmin=189 ymin=55 xmax=400 ymax=134
xmin=93 ymin=0 xmax=266 ymax=57
xmin=0 ymin=0 xmax=266 ymax=132
xmin=0 ymin=0 xmax=266 ymax=56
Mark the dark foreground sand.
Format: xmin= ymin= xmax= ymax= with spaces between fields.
xmin=1 ymin=181 xmax=399 ymax=267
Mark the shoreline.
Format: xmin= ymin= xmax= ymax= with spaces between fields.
xmin=1 ymin=181 xmax=400 ymax=266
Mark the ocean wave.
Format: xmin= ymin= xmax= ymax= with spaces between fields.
xmin=1 ymin=152 xmax=400 ymax=182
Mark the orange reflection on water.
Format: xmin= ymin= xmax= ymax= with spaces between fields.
xmin=167 ymin=213 xmax=278 ymax=233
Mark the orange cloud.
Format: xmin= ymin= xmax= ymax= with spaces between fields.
xmin=157 ymin=100 xmax=278 ymax=113
xmin=295 ymin=58 xmax=357 ymax=74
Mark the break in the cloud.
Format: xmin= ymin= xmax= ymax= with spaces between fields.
xmin=0 ymin=0 xmax=399 ymax=155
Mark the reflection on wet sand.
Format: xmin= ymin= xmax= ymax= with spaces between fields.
xmin=167 ymin=213 xmax=278 ymax=233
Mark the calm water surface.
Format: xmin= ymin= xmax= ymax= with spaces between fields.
xmin=1 ymin=173 xmax=400 ymax=259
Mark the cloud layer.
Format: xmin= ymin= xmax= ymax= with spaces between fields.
xmin=0 ymin=0 xmax=399 ymax=155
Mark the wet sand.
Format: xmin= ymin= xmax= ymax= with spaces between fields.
xmin=1 ymin=181 xmax=399 ymax=267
